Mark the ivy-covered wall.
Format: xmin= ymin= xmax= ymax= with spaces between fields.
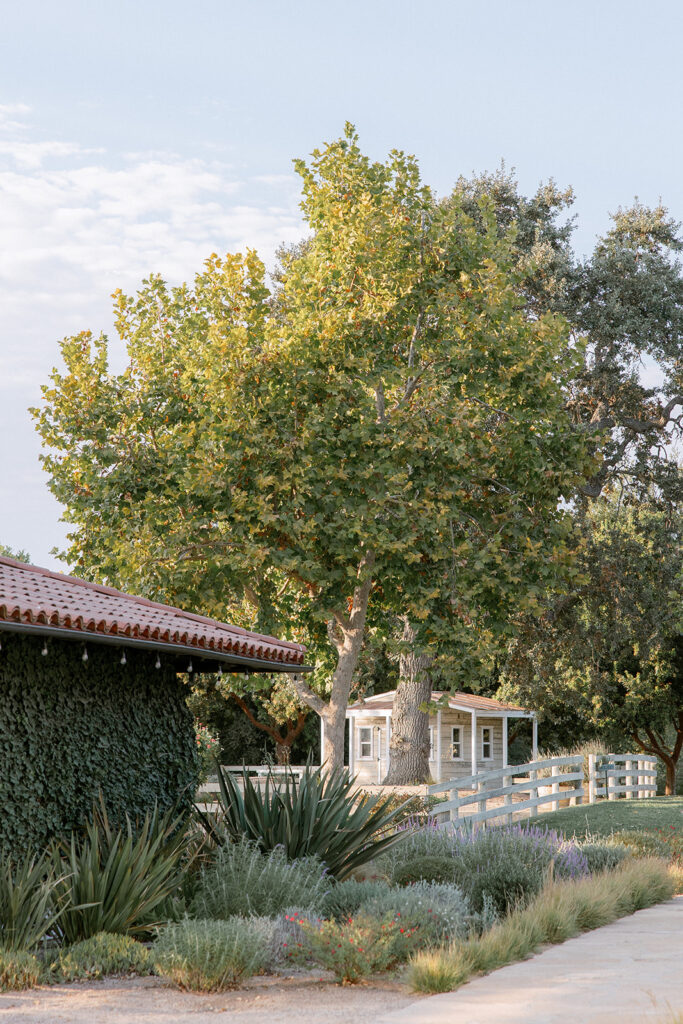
xmin=0 ymin=633 xmax=199 ymax=855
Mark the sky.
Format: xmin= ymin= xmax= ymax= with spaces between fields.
xmin=1 ymin=0 xmax=682 ymax=570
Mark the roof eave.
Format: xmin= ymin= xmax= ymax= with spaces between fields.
xmin=0 ymin=620 xmax=312 ymax=674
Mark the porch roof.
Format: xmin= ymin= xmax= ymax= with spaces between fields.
xmin=346 ymin=689 xmax=534 ymax=718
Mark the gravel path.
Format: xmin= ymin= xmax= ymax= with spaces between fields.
xmin=0 ymin=973 xmax=420 ymax=1024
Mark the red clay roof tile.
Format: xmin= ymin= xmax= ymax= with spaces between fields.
xmin=0 ymin=556 xmax=306 ymax=670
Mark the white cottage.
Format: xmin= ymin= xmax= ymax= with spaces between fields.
xmin=344 ymin=690 xmax=538 ymax=785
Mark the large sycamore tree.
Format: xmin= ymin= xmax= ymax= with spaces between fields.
xmin=34 ymin=128 xmax=591 ymax=769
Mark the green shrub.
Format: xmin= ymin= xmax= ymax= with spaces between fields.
xmin=289 ymin=911 xmax=416 ymax=984
xmin=362 ymin=881 xmax=472 ymax=946
xmin=0 ymin=635 xmax=198 ymax=858
xmin=52 ymin=803 xmax=190 ymax=943
xmin=0 ymin=851 xmax=66 ymax=950
xmin=607 ymin=830 xmax=669 ymax=859
xmin=578 ymin=842 xmax=628 ymax=873
xmin=191 ymin=840 xmax=330 ymax=919
xmin=154 ymin=918 xmax=273 ymax=992
xmin=0 ymin=948 xmax=42 ymax=991
xmin=392 ymin=856 xmax=458 ymax=886
xmin=48 ymin=932 xmax=152 ymax=982
xmin=319 ymin=879 xmax=391 ymax=921
xmin=204 ymin=764 xmax=409 ymax=879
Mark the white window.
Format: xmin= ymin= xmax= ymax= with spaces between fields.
xmin=481 ymin=726 xmax=493 ymax=760
xmin=450 ymin=725 xmax=463 ymax=760
xmin=358 ymin=726 xmax=373 ymax=760
xmin=428 ymin=726 xmax=435 ymax=760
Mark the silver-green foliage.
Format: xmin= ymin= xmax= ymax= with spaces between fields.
xmin=154 ymin=917 xmax=274 ymax=992
xmin=319 ymin=879 xmax=392 ymax=920
xmin=48 ymin=932 xmax=152 ymax=982
xmin=0 ymin=949 xmax=42 ymax=991
xmin=208 ymin=764 xmax=409 ymax=879
xmin=52 ymin=804 xmax=190 ymax=943
xmin=361 ymin=881 xmax=473 ymax=946
xmin=191 ymin=839 xmax=330 ymax=919
xmin=578 ymin=842 xmax=629 ymax=873
xmin=0 ymin=851 xmax=66 ymax=950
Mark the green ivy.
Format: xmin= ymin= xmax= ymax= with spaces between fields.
xmin=0 ymin=634 xmax=198 ymax=856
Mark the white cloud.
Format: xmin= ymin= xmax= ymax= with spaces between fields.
xmin=0 ymin=107 xmax=305 ymax=568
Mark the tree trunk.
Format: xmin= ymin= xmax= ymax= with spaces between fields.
xmin=664 ymin=757 xmax=677 ymax=796
xmin=382 ymin=618 xmax=432 ymax=784
xmin=290 ymin=551 xmax=375 ymax=774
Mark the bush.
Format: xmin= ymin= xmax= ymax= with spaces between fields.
xmin=607 ymin=829 xmax=669 ymax=859
xmin=154 ymin=917 xmax=274 ymax=992
xmin=205 ymin=763 xmax=409 ymax=879
xmin=0 ymin=948 xmax=42 ymax=991
xmin=374 ymin=818 xmax=455 ymax=880
xmin=48 ymin=932 xmax=152 ymax=982
xmin=0 ymin=851 xmax=66 ymax=950
xmin=288 ymin=912 xmax=417 ymax=984
xmin=392 ymin=856 xmax=458 ymax=887
xmin=191 ymin=840 xmax=330 ymax=919
xmin=409 ymin=858 xmax=674 ymax=995
xmin=52 ymin=803 xmax=191 ymax=943
xmin=362 ymin=881 xmax=473 ymax=946
xmin=578 ymin=842 xmax=629 ymax=873
xmin=319 ymin=879 xmax=391 ymax=921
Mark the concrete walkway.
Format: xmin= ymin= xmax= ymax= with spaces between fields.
xmin=381 ymin=897 xmax=683 ymax=1024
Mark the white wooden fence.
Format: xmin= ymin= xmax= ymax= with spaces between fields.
xmin=588 ymin=753 xmax=657 ymax=802
xmin=429 ymin=752 xmax=657 ymax=827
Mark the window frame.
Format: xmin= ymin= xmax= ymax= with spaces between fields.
xmin=428 ymin=725 xmax=435 ymax=761
xmin=357 ymin=725 xmax=374 ymax=760
xmin=481 ymin=725 xmax=493 ymax=761
xmin=450 ymin=725 xmax=463 ymax=761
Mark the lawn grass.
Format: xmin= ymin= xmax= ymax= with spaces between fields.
xmin=409 ymin=857 xmax=675 ymax=994
xmin=537 ymin=796 xmax=683 ymax=839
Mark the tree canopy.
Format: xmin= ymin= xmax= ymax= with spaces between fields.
xmin=33 ymin=127 xmax=592 ymax=768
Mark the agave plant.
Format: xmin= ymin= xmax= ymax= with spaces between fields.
xmin=198 ymin=763 xmax=411 ymax=880
xmin=0 ymin=850 xmax=68 ymax=950
xmin=51 ymin=803 xmax=191 ymax=943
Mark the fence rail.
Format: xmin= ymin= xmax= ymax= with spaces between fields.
xmin=429 ymin=752 xmax=657 ymax=827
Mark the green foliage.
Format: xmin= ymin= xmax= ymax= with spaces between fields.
xmin=0 ymin=545 xmax=30 ymax=563
xmin=0 ymin=949 xmax=42 ymax=991
xmin=577 ymin=842 xmax=629 ymax=873
xmin=0 ymin=634 xmax=198 ymax=857
xmin=33 ymin=127 xmax=592 ymax=770
xmin=51 ymin=804 xmax=191 ymax=943
xmin=154 ymin=917 xmax=273 ymax=992
xmin=318 ymin=879 xmax=390 ymax=921
xmin=606 ymin=829 xmax=671 ymax=859
xmin=190 ymin=840 xmax=330 ymax=919
xmin=0 ymin=851 xmax=66 ymax=950
xmin=289 ymin=911 xmax=416 ymax=984
xmin=362 ymin=880 xmax=473 ymax=945
xmin=206 ymin=763 xmax=409 ymax=880
xmin=409 ymin=858 xmax=674 ymax=994
xmin=194 ymin=722 xmax=220 ymax=785
xmin=391 ymin=855 xmax=458 ymax=887
xmin=48 ymin=932 xmax=152 ymax=981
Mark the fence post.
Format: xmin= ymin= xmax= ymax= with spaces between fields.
xmin=588 ymin=754 xmax=597 ymax=804
xmin=503 ymin=769 xmax=513 ymax=825
xmin=528 ymin=762 xmax=538 ymax=818
xmin=551 ymin=777 xmax=560 ymax=813
xmin=625 ymin=758 xmax=634 ymax=799
xmin=478 ymin=780 xmax=487 ymax=822
xmin=449 ymin=787 xmax=458 ymax=826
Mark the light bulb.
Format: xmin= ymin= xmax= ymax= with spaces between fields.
xmin=120 ymin=651 xmax=127 ymax=666
xmin=188 ymin=659 xmax=193 ymax=673
xmin=155 ymin=654 xmax=161 ymax=669
xmin=82 ymin=647 xmax=88 ymax=662
xmin=42 ymin=642 xmax=48 ymax=656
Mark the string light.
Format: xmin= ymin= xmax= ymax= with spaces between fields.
xmin=82 ymin=646 xmax=88 ymax=662
xmin=41 ymin=641 xmax=48 ymax=656
xmin=120 ymin=651 xmax=127 ymax=666
xmin=155 ymin=654 xmax=161 ymax=669
xmin=187 ymin=659 xmax=193 ymax=674
xmin=217 ymin=665 xmax=222 ymax=678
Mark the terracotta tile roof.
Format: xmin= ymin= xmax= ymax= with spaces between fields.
xmin=347 ymin=689 xmax=531 ymax=715
xmin=0 ymin=556 xmax=306 ymax=670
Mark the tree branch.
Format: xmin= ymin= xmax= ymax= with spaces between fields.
xmin=288 ymin=673 xmax=328 ymax=717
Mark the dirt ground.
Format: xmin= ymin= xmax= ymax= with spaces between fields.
xmin=0 ymin=973 xmax=422 ymax=1024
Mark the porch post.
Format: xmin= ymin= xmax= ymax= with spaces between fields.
xmin=436 ymin=710 xmax=442 ymax=783
xmin=348 ymin=716 xmax=355 ymax=775
xmin=531 ymin=715 xmax=538 ymax=761
xmin=385 ymin=713 xmax=391 ymax=776
xmin=470 ymin=710 xmax=478 ymax=777
xmin=502 ymin=715 xmax=509 ymax=769
xmin=320 ymin=716 xmax=325 ymax=767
